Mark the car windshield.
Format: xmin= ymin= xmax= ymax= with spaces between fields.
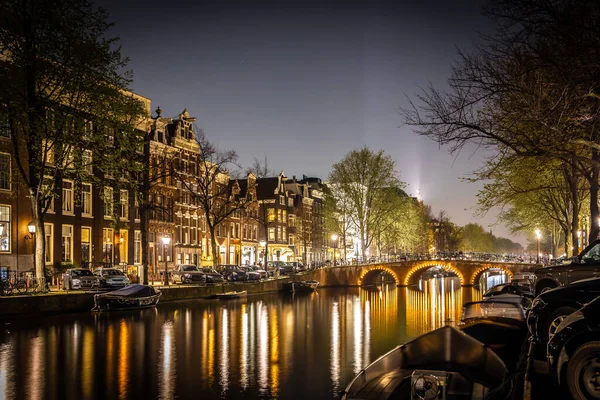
xmin=182 ymin=266 xmax=198 ymax=271
xmin=201 ymin=268 xmax=218 ymax=273
xmin=102 ymin=269 xmax=123 ymax=276
xmin=72 ymin=269 xmax=93 ymax=277
xmin=581 ymin=243 xmax=600 ymax=263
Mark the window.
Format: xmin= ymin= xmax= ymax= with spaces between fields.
xmin=119 ymin=229 xmax=128 ymax=263
xmin=134 ymin=197 xmax=140 ymax=220
xmin=104 ymin=187 xmax=113 ymax=217
xmin=120 ymin=190 xmax=129 ymax=220
xmin=283 ymin=210 xmax=287 ymax=221
xmin=82 ymin=150 xmax=92 ymax=175
xmin=44 ymin=223 xmax=53 ymax=264
xmin=277 ymin=209 xmax=282 ymax=222
xmin=81 ymin=227 xmax=91 ymax=264
xmin=289 ymin=215 xmax=296 ymax=228
xmin=62 ymin=181 xmax=74 ymax=214
xmin=0 ymin=153 xmax=10 ymax=190
xmin=243 ymin=224 xmax=247 ymax=240
xmin=268 ymin=208 xmax=275 ymax=222
xmin=253 ymin=225 xmax=257 ymax=240
xmin=102 ymin=228 xmax=113 ymax=263
xmin=283 ymin=226 xmax=287 ymax=240
xmin=62 ymin=225 xmax=73 ymax=262
xmin=289 ymin=234 xmax=295 ymax=246
xmin=277 ymin=226 xmax=282 ymax=241
xmin=82 ymin=184 xmax=92 ymax=216
xmin=268 ymin=227 xmax=275 ymax=241
xmin=235 ymin=223 xmax=240 ymax=239
xmin=134 ymin=231 xmax=142 ymax=264
xmin=279 ymin=196 xmax=284 ymax=205
xmin=0 ymin=205 xmax=10 ymax=252
xmin=43 ymin=140 xmax=54 ymax=165
xmin=83 ymin=121 xmax=93 ymax=139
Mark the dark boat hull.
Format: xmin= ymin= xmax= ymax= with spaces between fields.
xmin=92 ymin=284 xmax=161 ymax=312
xmin=288 ymin=280 xmax=319 ymax=292
xmin=341 ymin=326 xmax=508 ymax=400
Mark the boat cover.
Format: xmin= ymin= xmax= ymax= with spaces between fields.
xmin=97 ymin=284 xmax=157 ymax=298
xmin=343 ymin=326 xmax=508 ymax=399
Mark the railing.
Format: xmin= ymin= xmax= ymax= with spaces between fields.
xmin=322 ymin=252 xmax=538 ymax=266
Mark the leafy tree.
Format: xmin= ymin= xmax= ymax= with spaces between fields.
xmin=401 ymin=0 xmax=600 ymax=248
xmin=329 ymin=147 xmax=404 ymax=258
xmin=0 ymin=0 xmax=145 ymax=279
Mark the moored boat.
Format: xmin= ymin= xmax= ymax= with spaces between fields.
xmin=216 ymin=290 xmax=247 ymax=299
xmin=340 ymin=326 xmax=508 ymax=400
xmin=92 ymin=284 xmax=161 ymax=312
xmin=288 ymin=280 xmax=319 ymax=292
xmin=459 ymin=294 xmax=529 ymax=370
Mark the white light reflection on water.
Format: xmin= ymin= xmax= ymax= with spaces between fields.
xmin=0 ymin=342 xmax=14 ymax=400
xmin=26 ymin=335 xmax=44 ymax=400
xmin=240 ymin=305 xmax=249 ymax=389
xmin=220 ymin=308 xmax=229 ymax=394
xmin=330 ymin=301 xmax=340 ymax=392
xmin=363 ymin=299 xmax=370 ymax=367
xmin=353 ymin=297 xmax=363 ymax=374
xmin=158 ymin=320 xmax=176 ymax=400
xmin=258 ymin=302 xmax=269 ymax=394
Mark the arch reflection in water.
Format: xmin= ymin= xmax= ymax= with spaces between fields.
xmin=406 ymin=277 xmax=463 ymax=337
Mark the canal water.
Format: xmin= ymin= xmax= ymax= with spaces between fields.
xmin=0 ymin=273 xmax=505 ymax=400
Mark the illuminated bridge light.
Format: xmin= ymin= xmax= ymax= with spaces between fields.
xmin=358 ymin=266 xmax=400 ymax=286
xmin=403 ymin=262 xmax=465 ymax=286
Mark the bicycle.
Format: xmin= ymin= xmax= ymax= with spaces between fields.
xmin=0 ymin=278 xmax=13 ymax=296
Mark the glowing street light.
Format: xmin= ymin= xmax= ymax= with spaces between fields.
xmin=331 ymin=234 xmax=338 ymax=266
xmin=162 ymin=236 xmax=171 ymax=287
xmin=535 ymin=229 xmax=541 ymax=264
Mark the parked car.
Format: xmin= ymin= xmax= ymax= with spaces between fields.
xmin=93 ymin=268 xmax=130 ymax=288
xmin=266 ymin=261 xmax=287 ymax=277
xmin=199 ymin=267 xmax=225 ymax=283
xmin=172 ymin=264 xmax=206 ymax=284
xmin=289 ymin=261 xmax=306 ymax=272
xmin=483 ymin=282 xmax=534 ymax=300
xmin=249 ymin=265 xmax=268 ymax=280
xmin=62 ymin=268 xmax=101 ymax=290
xmin=216 ymin=265 xmax=247 ymax=281
xmin=534 ymin=239 xmax=600 ymax=294
xmin=528 ymin=277 xmax=600 ymax=350
xmin=238 ymin=266 xmax=261 ymax=281
xmin=547 ymin=295 xmax=600 ymax=399
xmin=278 ymin=264 xmax=297 ymax=276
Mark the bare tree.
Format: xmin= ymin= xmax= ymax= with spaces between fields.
xmin=180 ymin=130 xmax=251 ymax=267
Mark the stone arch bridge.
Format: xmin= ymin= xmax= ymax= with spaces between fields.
xmin=301 ymin=260 xmax=536 ymax=287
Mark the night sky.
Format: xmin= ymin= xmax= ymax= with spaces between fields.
xmin=97 ymin=0 xmax=524 ymax=245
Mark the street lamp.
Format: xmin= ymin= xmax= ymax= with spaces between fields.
xmin=162 ymin=236 xmax=171 ymax=287
xmin=535 ymin=229 xmax=541 ymax=264
xmin=331 ymin=234 xmax=338 ymax=266
xmin=259 ymin=240 xmax=266 ymax=267
xmin=25 ymin=221 xmax=36 ymax=275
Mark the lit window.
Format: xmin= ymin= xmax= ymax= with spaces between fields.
xmin=104 ymin=187 xmax=114 ymax=217
xmin=81 ymin=227 xmax=91 ymax=263
xmin=268 ymin=208 xmax=275 ymax=222
xmin=62 ymin=225 xmax=73 ymax=262
xmin=44 ymin=223 xmax=53 ymax=264
xmin=268 ymin=227 xmax=275 ymax=241
xmin=62 ymin=181 xmax=74 ymax=214
xmin=120 ymin=190 xmax=129 ymax=220
xmin=82 ymin=184 xmax=92 ymax=216
xmin=0 ymin=205 xmax=10 ymax=252
xmin=134 ymin=231 xmax=142 ymax=264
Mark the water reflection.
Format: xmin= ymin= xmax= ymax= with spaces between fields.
xmin=1 ymin=280 xmax=484 ymax=400
xmin=479 ymin=270 xmax=508 ymax=292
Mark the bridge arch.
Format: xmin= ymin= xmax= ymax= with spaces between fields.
xmin=469 ymin=265 xmax=514 ymax=286
xmin=403 ymin=262 xmax=465 ymax=286
xmin=358 ymin=266 xmax=400 ymax=286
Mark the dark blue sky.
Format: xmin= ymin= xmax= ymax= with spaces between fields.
xmin=98 ymin=0 xmax=524 ymax=244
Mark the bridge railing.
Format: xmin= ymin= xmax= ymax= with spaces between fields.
xmin=316 ymin=253 xmax=541 ymax=267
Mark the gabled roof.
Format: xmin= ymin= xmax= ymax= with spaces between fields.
xmin=256 ymin=177 xmax=279 ymax=200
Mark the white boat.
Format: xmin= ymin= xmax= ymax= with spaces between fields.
xmin=215 ymin=290 xmax=247 ymax=299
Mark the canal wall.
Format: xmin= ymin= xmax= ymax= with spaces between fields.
xmin=0 ymin=276 xmax=303 ymax=318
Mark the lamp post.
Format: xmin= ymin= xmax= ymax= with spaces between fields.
xmin=331 ymin=234 xmax=338 ymax=266
xmin=535 ymin=229 xmax=541 ymax=264
xmin=259 ymin=240 xmax=266 ymax=267
xmin=162 ymin=236 xmax=171 ymax=287
xmin=25 ymin=221 xmax=36 ymax=276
